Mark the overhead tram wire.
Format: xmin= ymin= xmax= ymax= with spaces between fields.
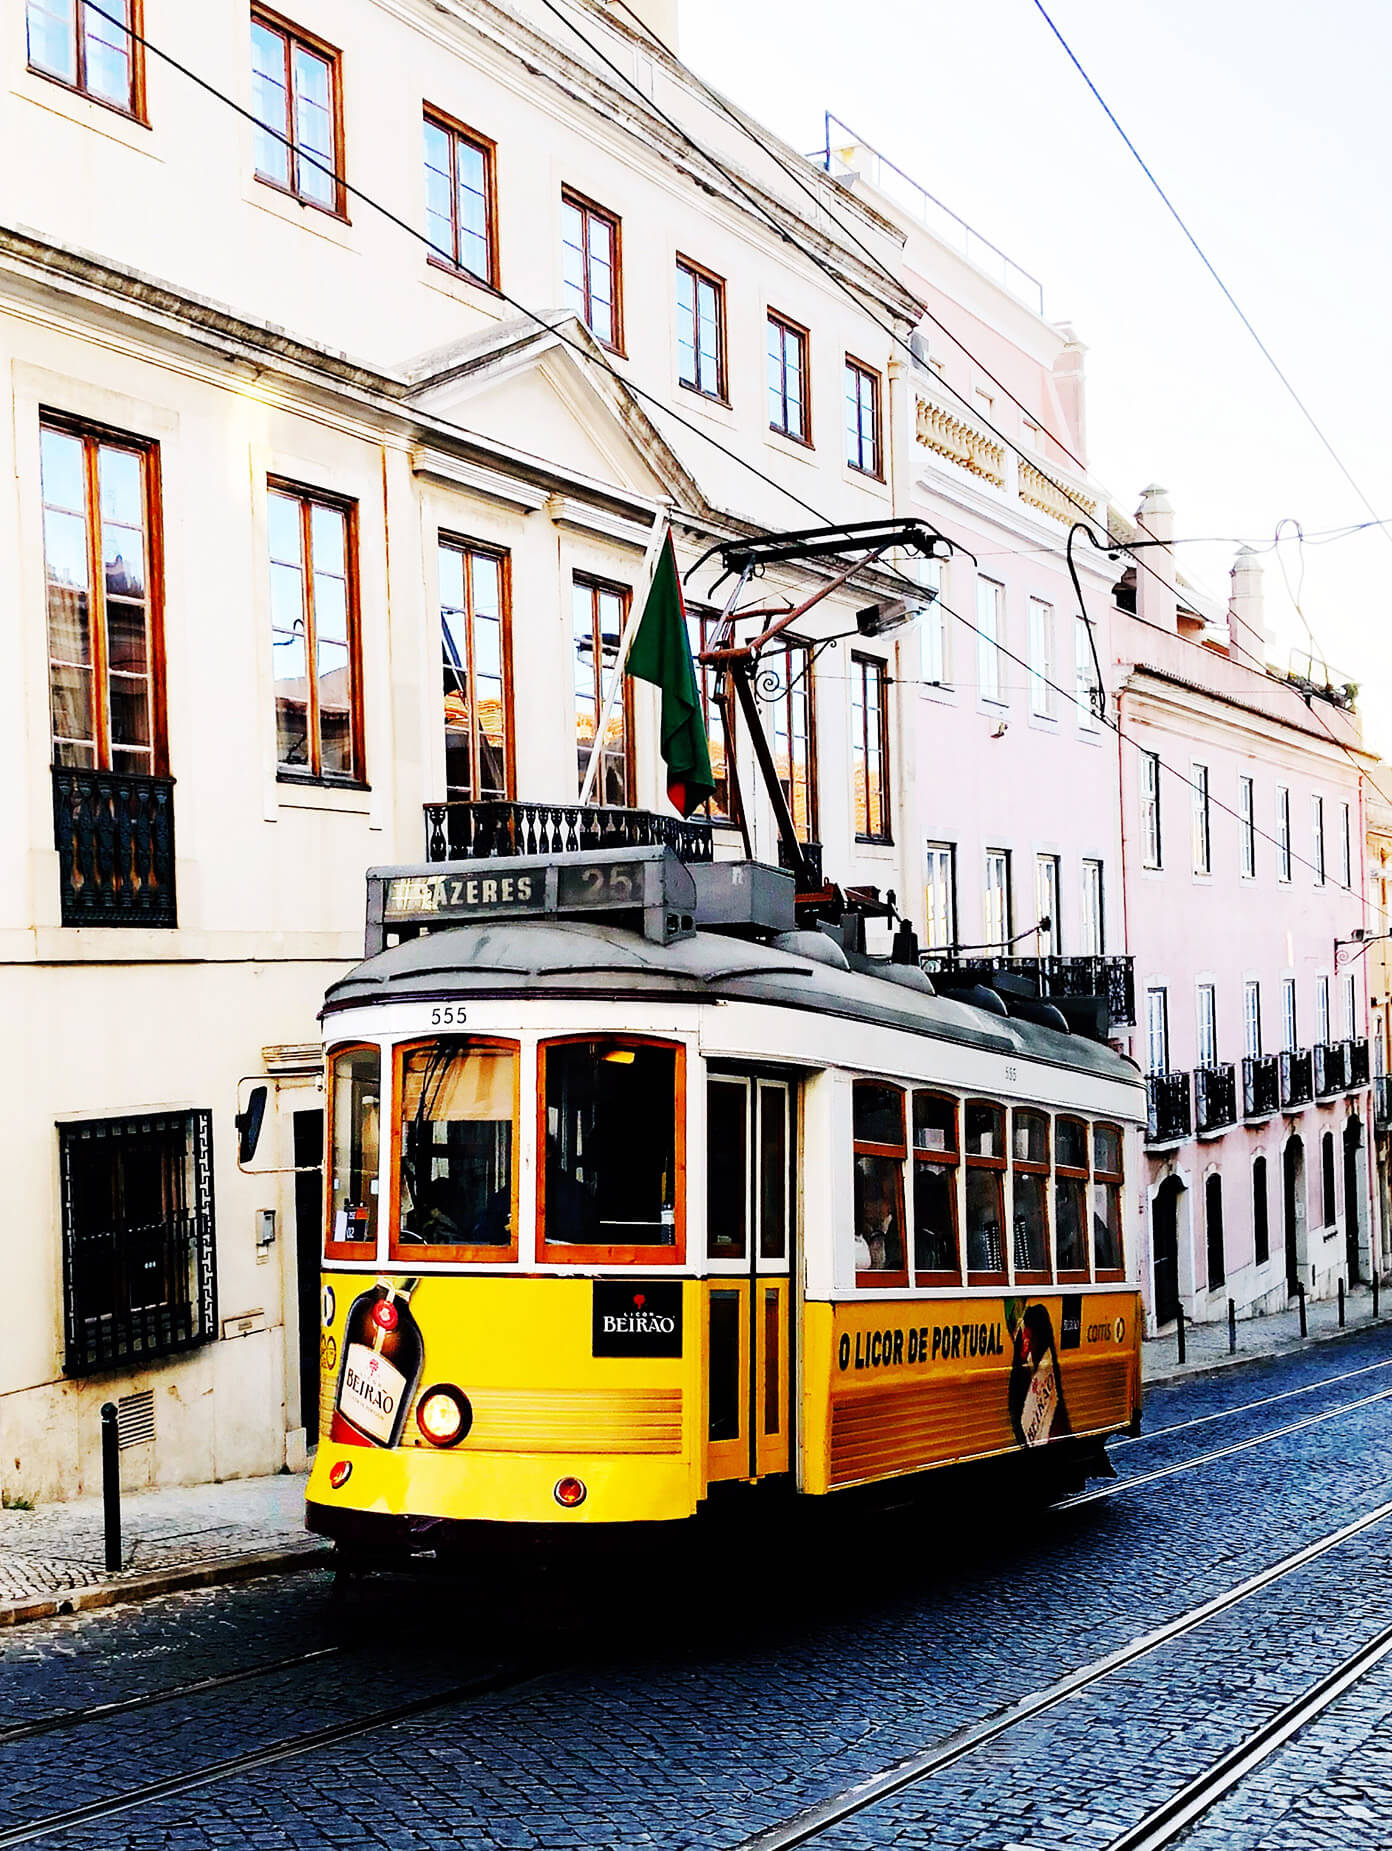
xmin=83 ymin=3 xmax=1391 ymax=933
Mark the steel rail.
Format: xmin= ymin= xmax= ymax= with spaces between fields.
xmin=0 ymin=1663 xmax=538 ymax=1848
xmin=727 ymin=1496 xmax=1392 ymax=1850
xmin=1111 ymin=1352 xmax=1392 ymax=1451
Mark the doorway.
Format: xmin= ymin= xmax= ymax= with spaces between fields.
xmin=705 ymin=1074 xmax=795 ymax=1484
xmin=1152 ymin=1176 xmax=1182 ymax=1326
xmin=1284 ymin=1135 xmax=1305 ymax=1295
xmin=292 ymin=1109 xmax=324 ymax=1440
xmin=1345 ymin=1116 xmax=1364 ymax=1284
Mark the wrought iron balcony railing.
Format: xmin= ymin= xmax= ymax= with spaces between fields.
xmin=1194 ymin=1062 xmax=1237 ymax=1134
xmin=924 ymin=953 xmax=1136 ymax=1028
xmin=1315 ymin=1040 xmax=1347 ymax=1097
xmin=424 ymin=799 xmax=714 ymax=865
xmin=1280 ymin=1048 xmax=1314 ymax=1109
xmin=1377 ymin=1075 xmax=1392 ymax=1130
xmin=52 ymin=767 xmax=177 ymax=928
xmin=1146 ymin=1070 xmax=1192 ymax=1144
xmin=1347 ymin=1037 xmax=1371 ymax=1089
xmin=1243 ymin=1053 xmax=1280 ymax=1119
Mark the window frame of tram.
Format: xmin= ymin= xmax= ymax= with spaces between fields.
xmin=325 ymin=1043 xmax=382 ymax=1262
xmin=392 ymin=1038 xmax=520 ymax=1263
xmin=538 ymin=1036 xmax=685 ymax=1265
xmin=852 ymin=1081 xmax=911 ymax=1289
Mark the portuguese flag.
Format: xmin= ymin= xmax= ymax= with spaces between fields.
xmin=625 ymin=531 xmax=715 ymax=818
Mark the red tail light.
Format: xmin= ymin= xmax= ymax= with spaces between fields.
xmin=553 ymin=1476 xmax=587 ymax=1508
xmin=329 ymin=1460 xmax=353 ymax=1490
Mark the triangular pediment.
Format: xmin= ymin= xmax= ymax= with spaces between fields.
xmin=401 ymin=313 xmax=709 ymax=515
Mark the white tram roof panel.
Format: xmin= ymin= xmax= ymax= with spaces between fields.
xmin=324 ymin=919 xmax=1143 ymax=1090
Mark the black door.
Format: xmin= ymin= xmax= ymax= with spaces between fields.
xmin=293 ymin=1110 xmax=324 ymax=1439
xmin=1153 ymin=1178 xmax=1180 ymax=1325
xmin=1345 ymin=1119 xmax=1362 ymax=1284
xmin=1284 ymin=1137 xmax=1303 ymax=1295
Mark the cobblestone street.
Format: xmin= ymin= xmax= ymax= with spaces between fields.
xmin=5 ymin=1326 xmax=1392 ymax=1849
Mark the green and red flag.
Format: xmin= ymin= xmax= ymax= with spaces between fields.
xmin=625 ymin=530 xmax=715 ymax=818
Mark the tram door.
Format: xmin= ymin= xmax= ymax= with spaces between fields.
xmin=705 ymin=1075 xmax=795 ymax=1484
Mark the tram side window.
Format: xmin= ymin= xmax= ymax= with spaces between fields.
xmin=852 ymin=1081 xmax=908 ymax=1286
xmin=912 ymin=1091 xmax=959 ymax=1281
xmin=964 ymin=1102 xmax=1007 ymax=1281
xmin=707 ymin=1078 xmax=748 ymax=1259
xmin=1054 ymin=1116 xmax=1090 ymax=1279
xmin=328 ymin=1046 xmax=379 ymax=1254
xmin=1012 ymin=1109 xmax=1051 ymax=1282
xmin=543 ymin=1040 xmax=680 ymax=1256
xmin=1092 ymin=1124 xmax=1125 ymax=1275
xmin=397 ymin=1041 xmax=516 ymax=1254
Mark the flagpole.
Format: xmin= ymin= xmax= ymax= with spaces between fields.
xmin=578 ymin=502 xmax=671 ymax=808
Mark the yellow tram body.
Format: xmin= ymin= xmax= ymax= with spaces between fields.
xmin=306 ymin=846 xmax=1146 ymax=1546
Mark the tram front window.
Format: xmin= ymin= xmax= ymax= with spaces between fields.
xmin=543 ymin=1040 xmax=678 ymax=1253
xmin=328 ymin=1046 xmax=379 ymax=1254
xmin=398 ymin=1041 xmax=515 ymax=1251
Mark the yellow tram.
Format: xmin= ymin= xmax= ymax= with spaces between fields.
xmin=305 ymin=843 xmax=1146 ymax=1550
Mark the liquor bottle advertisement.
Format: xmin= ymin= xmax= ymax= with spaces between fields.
xmin=1005 ymin=1297 xmax=1072 ymax=1449
xmin=331 ymin=1277 xmax=425 ymax=1449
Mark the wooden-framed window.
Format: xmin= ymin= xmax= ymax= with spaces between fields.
xmin=767 ymin=311 xmax=810 ymax=443
xmin=851 ymin=653 xmax=890 ymax=842
xmin=1012 ymin=1109 xmax=1051 ymax=1284
xmin=326 ymin=1043 xmax=380 ymax=1260
xmin=268 ymin=483 xmax=363 ymax=783
xmin=393 ymin=1038 xmax=519 ymax=1263
xmin=852 ymin=1081 xmax=908 ymax=1288
xmin=250 ymin=9 xmax=344 ymax=216
xmin=984 ymin=848 xmax=1012 ymax=950
xmin=423 ymin=109 xmax=497 ymax=287
xmin=59 ymin=1109 xmax=215 ymax=1376
xmin=844 ymin=357 xmax=881 ymax=476
xmin=765 ymin=640 xmax=817 ymax=843
xmin=964 ymin=1100 xmax=1008 ymax=1283
xmin=562 ymin=189 xmax=622 ymax=351
xmin=538 ymin=1037 xmax=685 ymax=1265
xmin=676 ymin=257 xmax=726 ymax=401
xmin=26 ymin=0 xmax=144 ymax=118
xmin=572 ymin=575 xmax=632 ymax=805
xmin=40 ymin=416 xmax=166 ymax=775
xmin=687 ymin=606 xmax=737 ymax=824
xmin=1054 ymin=1116 xmax=1090 ymax=1281
xmin=1092 ymin=1123 xmax=1125 ymax=1277
xmin=912 ymin=1092 xmax=960 ymax=1284
xmin=440 ymin=538 xmax=512 ymax=802
xmin=925 ymin=842 xmax=956 ymax=953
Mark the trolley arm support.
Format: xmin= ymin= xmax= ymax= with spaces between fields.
xmin=727 ymin=656 xmax=815 ymax=892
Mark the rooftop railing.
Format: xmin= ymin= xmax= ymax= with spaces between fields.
xmin=424 ymin=800 xmax=713 ymax=865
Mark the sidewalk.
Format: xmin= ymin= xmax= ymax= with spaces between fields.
xmin=1143 ymin=1282 xmax=1388 ymax=1386
xmin=0 ymin=1470 xmax=328 ymax=1628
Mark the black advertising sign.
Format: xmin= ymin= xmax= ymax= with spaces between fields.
xmin=592 ymin=1280 xmax=684 ymax=1357
xmin=1059 ymin=1294 xmax=1083 ymax=1350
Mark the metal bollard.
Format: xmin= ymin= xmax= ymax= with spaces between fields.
xmin=1339 ymin=1278 xmax=1346 ymax=1328
xmin=1375 ymin=1270 xmax=1381 ymax=1319
xmin=1298 ymin=1281 xmax=1308 ymax=1338
xmin=1176 ymin=1305 xmax=1186 ymax=1365
xmin=1228 ymin=1297 xmax=1237 ymax=1355
xmin=101 ymin=1402 xmax=121 ymax=1574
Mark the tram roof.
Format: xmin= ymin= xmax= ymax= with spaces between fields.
xmin=324 ymin=920 xmax=1143 ymax=1089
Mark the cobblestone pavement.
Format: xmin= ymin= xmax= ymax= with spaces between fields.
xmin=1143 ymin=1282 xmax=1382 ymax=1382
xmin=4 ymin=1325 xmax=1392 ymax=1849
xmin=0 ymin=1474 xmax=326 ymax=1610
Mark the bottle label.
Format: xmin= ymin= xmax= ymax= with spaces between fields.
xmin=1019 ymin=1351 xmax=1058 ymax=1448
xmin=338 ymin=1342 xmax=407 ymax=1446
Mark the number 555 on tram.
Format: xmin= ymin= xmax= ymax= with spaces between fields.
xmin=306 ymin=846 xmax=1146 ymax=1550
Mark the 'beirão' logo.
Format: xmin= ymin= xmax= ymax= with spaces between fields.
xmin=602 ymin=1291 xmax=676 ymax=1336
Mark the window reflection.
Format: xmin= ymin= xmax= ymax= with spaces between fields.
xmin=399 ymin=1042 xmax=514 ymax=1248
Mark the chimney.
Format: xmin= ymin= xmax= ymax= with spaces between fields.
xmin=1134 ymin=484 xmax=1177 ymax=633
xmin=1228 ymin=546 xmax=1268 ymax=669
xmin=1051 ymin=324 xmax=1088 ymax=463
xmin=604 ymin=0 xmax=679 ymax=49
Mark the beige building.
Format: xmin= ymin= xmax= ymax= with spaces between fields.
xmin=1 ymin=0 xmax=967 ymax=1500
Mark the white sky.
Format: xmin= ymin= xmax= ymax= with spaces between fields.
xmin=681 ymin=0 xmax=1392 ymax=751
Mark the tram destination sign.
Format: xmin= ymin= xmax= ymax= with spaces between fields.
xmin=366 ymin=845 xmax=698 ymax=952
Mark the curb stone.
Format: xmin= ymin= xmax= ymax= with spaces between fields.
xmin=0 ymin=1539 xmax=332 ymax=1629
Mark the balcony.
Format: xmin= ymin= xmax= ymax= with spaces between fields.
xmin=925 ymin=953 xmax=1136 ymax=1029
xmin=1243 ymin=1054 xmax=1280 ymax=1119
xmin=1348 ymin=1037 xmax=1372 ymax=1089
xmin=1280 ymin=1048 xmax=1314 ymax=1110
xmin=424 ymin=800 xmax=713 ymax=865
xmin=1146 ymin=1070 xmax=1192 ymax=1145
xmin=1194 ymin=1062 xmax=1237 ymax=1135
xmin=52 ymin=768 xmax=177 ymax=929
xmin=1377 ymin=1075 xmax=1392 ymax=1130
xmin=1315 ymin=1040 xmax=1347 ymax=1097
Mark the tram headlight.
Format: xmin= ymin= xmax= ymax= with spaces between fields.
xmin=553 ymin=1475 xmax=587 ymax=1508
xmin=415 ymin=1384 xmax=472 ymax=1448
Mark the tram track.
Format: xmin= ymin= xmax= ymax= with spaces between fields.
xmin=729 ymin=1494 xmax=1392 ymax=1850
xmin=1113 ymin=1350 xmax=1392 ymax=1450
